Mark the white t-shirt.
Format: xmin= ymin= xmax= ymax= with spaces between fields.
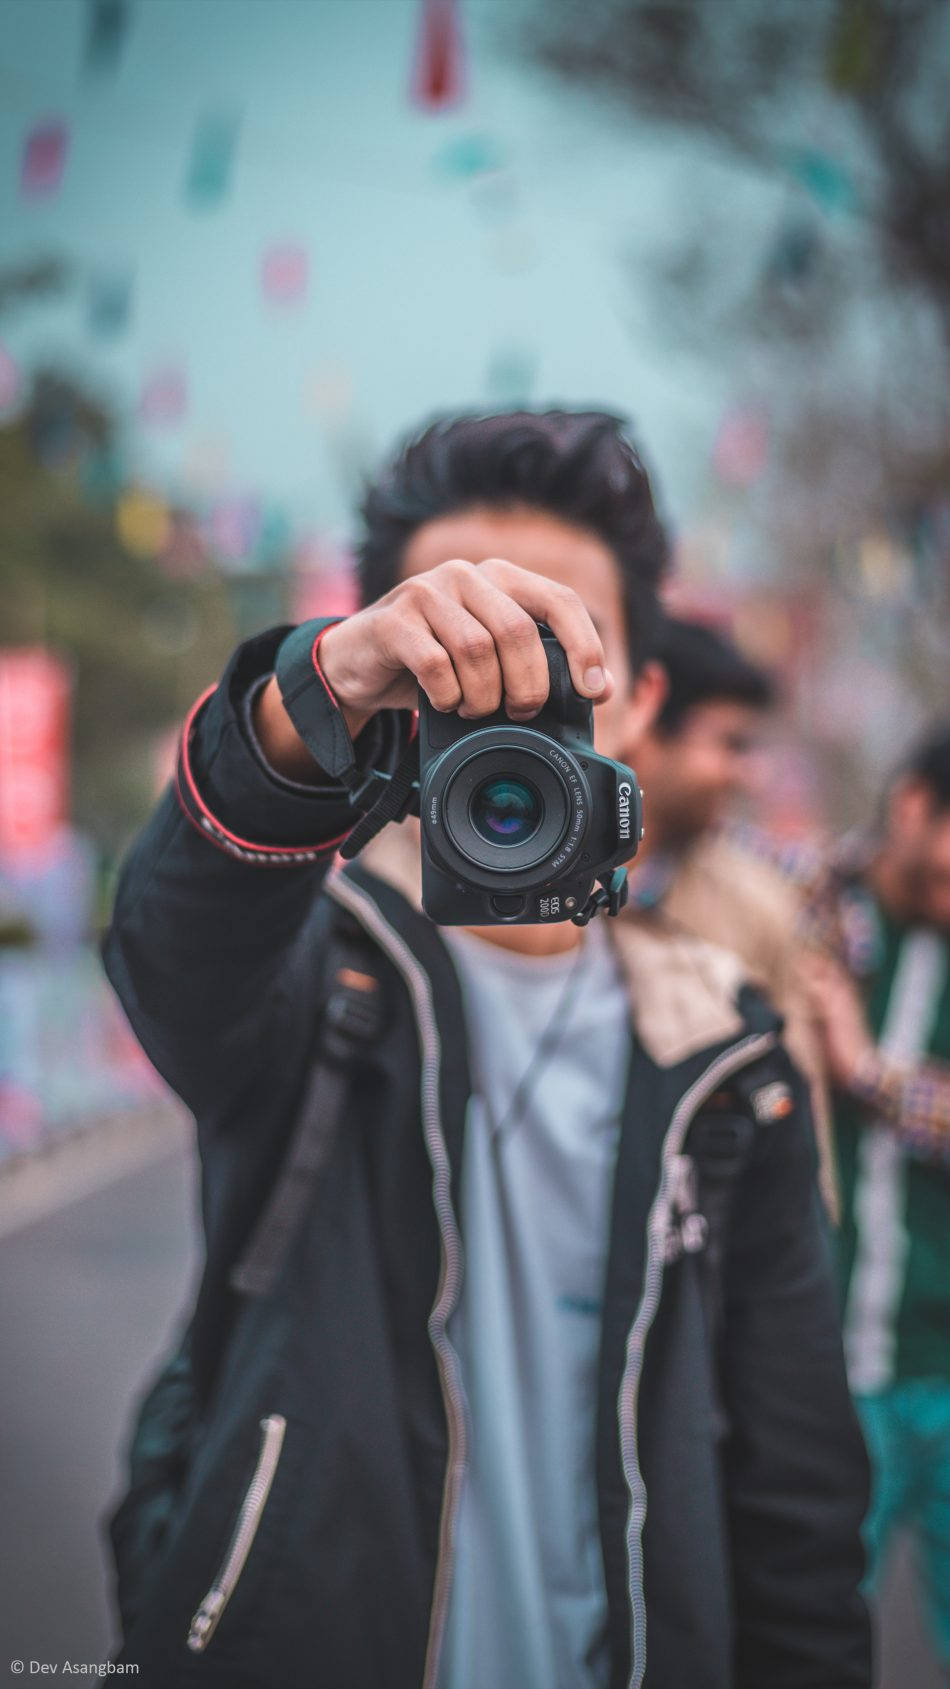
xmin=436 ymin=918 xmax=632 ymax=1689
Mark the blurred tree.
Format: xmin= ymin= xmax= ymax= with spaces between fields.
xmin=526 ymin=0 xmax=949 ymax=815
xmin=0 ymin=371 xmax=236 ymax=854
xmin=525 ymin=0 xmax=949 ymax=560
xmin=530 ymin=0 xmax=950 ymax=314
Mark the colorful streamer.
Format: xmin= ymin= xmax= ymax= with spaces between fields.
xmin=185 ymin=112 xmax=239 ymax=210
xmin=261 ymin=243 xmax=309 ymax=305
xmin=486 ymin=345 xmax=537 ymax=405
xmin=206 ymin=496 xmax=261 ymax=567
xmin=84 ymin=0 xmax=130 ymax=75
xmin=412 ymin=0 xmax=465 ymax=110
xmin=434 ymin=133 xmax=503 ymax=179
xmin=21 ymin=121 xmax=68 ymax=198
xmin=139 ymin=365 xmax=187 ymax=425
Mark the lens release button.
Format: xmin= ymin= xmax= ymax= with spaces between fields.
xmin=490 ymin=893 xmax=527 ymax=919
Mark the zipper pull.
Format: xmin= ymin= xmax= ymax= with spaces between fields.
xmin=187 ymin=1588 xmax=226 ymax=1652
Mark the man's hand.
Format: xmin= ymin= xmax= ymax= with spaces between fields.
xmin=319 ymin=558 xmax=613 ymax=733
xmin=255 ymin=559 xmax=614 ymax=780
xmin=803 ymin=952 xmax=877 ymax=1090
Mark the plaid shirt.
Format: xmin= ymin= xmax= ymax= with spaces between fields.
xmin=798 ymin=832 xmax=950 ymax=1164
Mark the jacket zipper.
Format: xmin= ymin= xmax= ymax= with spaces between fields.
xmin=186 ymin=1413 xmax=287 ymax=1653
xmin=618 ymin=1031 xmax=778 ymax=1689
xmin=328 ymin=878 xmax=467 ymax=1689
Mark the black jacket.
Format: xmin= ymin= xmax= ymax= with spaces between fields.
xmin=101 ymin=628 xmax=871 ymax=1689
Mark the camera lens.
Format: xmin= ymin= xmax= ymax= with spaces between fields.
xmin=470 ymin=776 xmax=542 ymax=847
xmin=435 ymin=731 xmax=586 ymax=881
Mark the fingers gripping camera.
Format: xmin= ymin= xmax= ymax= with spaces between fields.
xmin=418 ymin=626 xmax=643 ymax=926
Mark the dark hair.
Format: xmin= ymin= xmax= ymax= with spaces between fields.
xmin=356 ymin=409 xmax=670 ymax=669
xmin=653 ymin=616 xmax=776 ymax=736
xmin=903 ymin=724 xmax=950 ymax=811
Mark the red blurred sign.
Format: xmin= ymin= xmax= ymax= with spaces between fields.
xmin=0 ymin=648 xmax=71 ymax=862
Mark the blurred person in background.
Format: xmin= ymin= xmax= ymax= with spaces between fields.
xmin=102 ymin=411 xmax=869 ymax=1689
xmin=803 ymin=726 xmax=950 ymax=1677
xmin=628 ymin=616 xmax=837 ymax=1214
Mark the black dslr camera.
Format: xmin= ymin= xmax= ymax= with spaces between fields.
xmin=418 ymin=626 xmax=643 ymax=926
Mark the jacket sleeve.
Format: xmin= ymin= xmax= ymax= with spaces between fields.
xmin=721 ymin=1057 xmax=872 ymax=1689
xmin=847 ymin=1044 xmax=950 ymax=1165
xmin=101 ymin=624 xmax=407 ymax=1117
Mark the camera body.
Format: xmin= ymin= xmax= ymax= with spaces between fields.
xmin=418 ymin=626 xmax=643 ymax=925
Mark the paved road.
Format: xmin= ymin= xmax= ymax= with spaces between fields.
xmin=0 ymin=1129 xmax=943 ymax=1687
xmin=0 ymin=1129 xmax=199 ymax=1678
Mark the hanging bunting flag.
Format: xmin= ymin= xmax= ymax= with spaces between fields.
xmin=412 ymin=0 xmax=465 ymax=110
xmin=205 ymin=495 xmax=261 ymax=568
xmin=712 ymin=406 xmax=769 ymax=489
xmin=486 ymin=345 xmax=538 ymax=405
xmin=434 ymin=133 xmax=504 ymax=179
xmin=0 ymin=344 xmax=23 ymax=416
xmin=21 ymin=121 xmax=69 ymax=198
xmin=87 ymin=266 xmax=133 ymax=337
xmin=116 ymin=488 xmax=172 ymax=559
xmin=261 ymin=243 xmax=309 ymax=305
xmin=185 ymin=112 xmax=239 ymax=210
xmin=139 ymin=365 xmax=187 ymax=425
xmin=84 ymin=0 xmax=130 ymax=75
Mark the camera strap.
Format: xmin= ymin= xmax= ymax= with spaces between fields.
xmin=274 ymin=617 xmax=420 ymax=846
xmin=338 ymin=739 xmax=420 ymax=860
xmin=229 ymin=917 xmax=385 ymax=1298
xmin=572 ymin=866 xmax=630 ymax=926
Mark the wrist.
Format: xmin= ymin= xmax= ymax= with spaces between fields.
xmin=253 ymin=676 xmax=325 ymax=782
xmin=314 ymin=621 xmax=373 ymax=741
xmin=846 ymin=1045 xmax=897 ymax=1109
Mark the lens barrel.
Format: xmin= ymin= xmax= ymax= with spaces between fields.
xmin=428 ymin=728 xmax=590 ymax=882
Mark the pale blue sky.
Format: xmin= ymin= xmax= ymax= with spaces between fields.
xmin=0 ymin=0 xmax=784 ymax=545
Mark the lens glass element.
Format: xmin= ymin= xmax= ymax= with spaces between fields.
xmin=469 ymin=776 xmax=543 ymax=848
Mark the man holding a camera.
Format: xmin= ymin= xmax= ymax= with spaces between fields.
xmin=103 ymin=410 xmax=870 ymax=1688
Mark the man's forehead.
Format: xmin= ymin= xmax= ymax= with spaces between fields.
xmin=401 ymin=505 xmax=615 ymax=579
